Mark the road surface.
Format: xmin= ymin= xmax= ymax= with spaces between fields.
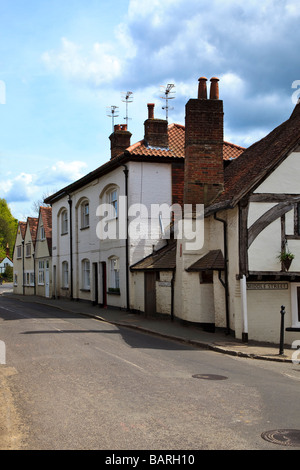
xmin=0 ymin=295 xmax=299 ymax=451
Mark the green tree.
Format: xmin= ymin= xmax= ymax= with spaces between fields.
xmin=0 ymin=198 xmax=18 ymax=258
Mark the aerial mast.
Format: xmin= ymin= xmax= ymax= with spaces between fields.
xmin=160 ymin=83 xmax=175 ymax=121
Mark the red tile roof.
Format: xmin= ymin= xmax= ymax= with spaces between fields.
xmin=27 ymin=217 xmax=38 ymax=247
xmin=127 ymin=123 xmax=244 ymax=161
xmin=19 ymin=221 xmax=27 ymax=239
xmin=40 ymin=206 xmax=52 ymax=254
xmin=45 ymin=122 xmax=244 ymax=204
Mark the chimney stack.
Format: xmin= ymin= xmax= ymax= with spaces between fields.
xmin=144 ymin=103 xmax=168 ymax=149
xmin=184 ymin=76 xmax=224 ymax=207
xmin=109 ymin=124 xmax=132 ymax=159
xmin=6 ymin=243 xmax=9 ymax=257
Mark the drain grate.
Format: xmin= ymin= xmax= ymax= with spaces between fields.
xmin=192 ymin=374 xmax=228 ymax=380
xmin=261 ymin=429 xmax=300 ymax=447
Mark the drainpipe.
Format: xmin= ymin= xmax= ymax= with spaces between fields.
xmin=22 ymin=240 xmax=25 ymax=295
xmin=68 ymin=196 xmax=73 ymax=300
xmin=123 ymin=165 xmax=129 ymax=311
xmin=240 ymin=275 xmax=248 ymax=342
xmin=214 ymin=213 xmax=230 ymax=335
xmin=171 ymin=270 xmax=175 ymax=321
xmin=33 ymin=252 xmax=36 ymax=296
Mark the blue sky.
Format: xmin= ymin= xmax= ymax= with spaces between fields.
xmin=1 ymin=0 xmax=300 ymax=221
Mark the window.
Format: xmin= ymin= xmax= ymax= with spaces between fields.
xmin=40 ymin=226 xmax=45 ymax=240
xmin=17 ymin=246 xmax=22 ymax=259
xmin=38 ymin=261 xmax=45 ymax=285
xmin=291 ymin=283 xmax=300 ymax=327
xmin=25 ymin=272 xmax=34 ymax=286
xmin=81 ymin=201 xmax=89 ymax=228
xmin=109 ymin=189 xmax=118 ymax=218
xmin=26 ymin=243 xmax=31 ymax=257
xmin=109 ymin=257 xmax=120 ymax=292
xmin=82 ymin=259 xmax=90 ymax=290
xmin=62 ymin=261 xmax=68 ymax=288
xmin=61 ymin=210 xmax=68 ymax=234
xmin=14 ymin=273 xmax=17 ymax=286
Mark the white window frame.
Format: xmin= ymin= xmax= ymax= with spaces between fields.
xmin=291 ymin=283 xmax=300 ymax=328
xmin=108 ymin=189 xmax=118 ymax=218
xmin=82 ymin=259 xmax=90 ymax=290
xmin=61 ymin=210 xmax=68 ymax=235
xmin=81 ymin=201 xmax=90 ymax=228
xmin=109 ymin=257 xmax=120 ymax=291
xmin=62 ymin=261 xmax=68 ymax=288
xmin=38 ymin=261 xmax=45 ymax=285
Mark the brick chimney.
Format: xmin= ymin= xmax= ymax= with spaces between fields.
xmin=144 ymin=103 xmax=168 ymax=149
xmin=109 ymin=124 xmax=132 ymax=159
xmin=184 ymin=76 xmax=224 ymax=207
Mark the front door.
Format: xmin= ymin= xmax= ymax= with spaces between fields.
xmin=45 ymin=261 xmax=50 ymax=298
xmin=93 ymin=263 xmax=99 ymax=305
xmin=101 ymin=262 xmax=107 ymax=308
xmin=144 ymin=272 xmax=156 ymax=316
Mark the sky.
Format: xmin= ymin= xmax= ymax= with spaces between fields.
xmin=1 ymin=0 xmax=300 ymax=221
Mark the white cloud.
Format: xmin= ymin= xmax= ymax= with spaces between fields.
xmin=42 ymin=38 xmax=122 ymax=87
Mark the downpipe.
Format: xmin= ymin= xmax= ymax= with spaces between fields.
xmin=214 ymin=213 xmax=230 ymax=335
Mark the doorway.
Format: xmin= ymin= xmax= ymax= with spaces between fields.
xmin=101 ymin=262 xmax=107 ymax=308
xmin=144 ymin=271 xmax=156 ymax=316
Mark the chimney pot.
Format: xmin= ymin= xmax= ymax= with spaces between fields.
xmin=147 ymin=103 xmax=155 ymax=119
xmin=198 ymin=77 xmax=207 ymax=99
xmin=210 ymin=77 xmax=219 ymax=100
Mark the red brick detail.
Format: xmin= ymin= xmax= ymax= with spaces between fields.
xmin=172 ymin=163 xmax=184 ymax=207
xmin=184 ymin=98 xmax=224 ymax=206
xmin=109 ymin=125 xmax=132 ymax=159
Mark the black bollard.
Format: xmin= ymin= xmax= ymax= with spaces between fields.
xmin=279 ymin=305 xmax=285 ymax=355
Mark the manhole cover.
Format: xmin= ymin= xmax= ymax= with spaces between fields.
xmin=261 ymin=429 xmax=300 ymax=447
xmin=192 ymin=374 xmax=228 ymax=380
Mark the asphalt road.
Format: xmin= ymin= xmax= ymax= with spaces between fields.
xmin=0 ymin=295 xmax=299 ymax=451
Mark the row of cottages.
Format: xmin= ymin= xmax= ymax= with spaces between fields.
xmin=28 ymin=74 xmax=299 ymax=346
xmin=13 ymin=207 xmax=52 ymax=297
xmin=43 ymin=81 xmax=243 ymax=317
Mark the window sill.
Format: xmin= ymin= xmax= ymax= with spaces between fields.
xmin=80 ymin=288 xmax=90 ymax=292
xmin=107 ymin=289 xmax=120 ymax=295
xmin=286 ymin=327 xmax=300 ymax=332
xmin=61 ymin=232 xmax=68 ymax=236
xmin=80 ymin=226 xmax=90 ymax=231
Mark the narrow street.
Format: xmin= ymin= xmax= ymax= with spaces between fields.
xmin=0 ymin=295 xmax=299 ymax=451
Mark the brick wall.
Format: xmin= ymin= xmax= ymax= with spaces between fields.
xmin=184 ymin=78 xmax=224 ymax=207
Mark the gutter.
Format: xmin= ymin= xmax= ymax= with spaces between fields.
xmin=22 ymin=240 xmax=25 ymax=295
xmin=123 ymin=165 xmax=130 ymax=311
xmin=214 ymin=213 xmax=230 ymax=335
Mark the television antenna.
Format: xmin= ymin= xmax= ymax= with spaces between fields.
xmin=121 ymin=91 xmax=133 ymax=128
xmin=106 ymin=105 xmax=119 ymax=132
xmin=160 ymin=83 xmax=175 ymax=121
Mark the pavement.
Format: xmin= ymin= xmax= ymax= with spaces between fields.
xmin=2 ymin=290 xmax=299 ymax=364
